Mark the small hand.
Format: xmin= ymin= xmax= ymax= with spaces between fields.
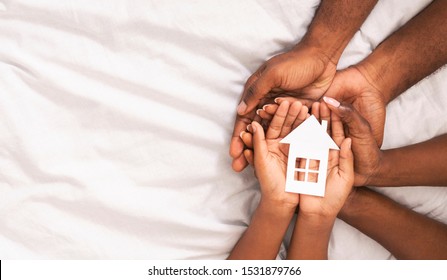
xmin=241 ymin=100 xmax=309 ymax=166
xmin=248 ymin=100 xmax=311 ymax=209
xmin=298 ymin=102 xmax=354 ymax=218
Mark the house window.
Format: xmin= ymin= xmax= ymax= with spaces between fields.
xmin=294 ymin=158 xmax=320 ymax=183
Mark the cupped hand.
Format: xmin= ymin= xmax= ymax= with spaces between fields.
xmin=297 ymin=102 xmax=354 ymax=218
xmin=324 ymin=66 xmax=386 ymax=147
xmin=323 ymin=97 xmax=383 ymax=186
xmin=247 ymin=100 xmax=310 ymax=209
xmin=230 ymin=44 xmax=337 ymax=172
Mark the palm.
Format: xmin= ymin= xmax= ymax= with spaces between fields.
xmin=231 ymin=46 xmax=337 ymax=172
xmin=299 ymin=148 xmax=353 ymax=217
xmin=255 ymin=139 xmax=299 ymax=207
xmin=263 ymin=49 xmax=337 ymax=101
xmin=325 ymin=67 xmax=386 ymax=146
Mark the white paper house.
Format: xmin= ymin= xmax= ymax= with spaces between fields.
xmin=280 ymin=115 xmax=339 ymax=197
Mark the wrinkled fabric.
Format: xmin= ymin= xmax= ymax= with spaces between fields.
xmin=0 ymin=0 xmax=445 ymax=259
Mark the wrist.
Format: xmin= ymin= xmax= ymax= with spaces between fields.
xmin=354 ymin=59 xmax=395 ymax=104
xmin=297 ymin=212 xmax=336 ymax=232
xmin=338 ymin=188 xmax=374 ymax=221
xmin=338 ymin=189 xmax=359 ymax=220
xmin=354 ymin=28 xmax=416 ymax=105
xmin=362 ymin=149 xmax=386 ymax=186
xmin=363 ymin=149 xmax=392 ymax=187
xmin=258 ymin=198 xmax=296 ymax=221
xmin=296 ymin=33 xmax=341 ymax=66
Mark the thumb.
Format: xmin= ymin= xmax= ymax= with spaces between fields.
xmin=338 ymin=138 xmax=354 ymax=182
xmin=323 ymin=96 xmax=373 ymax=138
xmin=237 ymin=73 xmax=275 ymax=115
xmin=251 ymin=121 xmax=269 ymax=158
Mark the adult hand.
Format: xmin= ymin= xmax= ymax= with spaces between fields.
xmin=323 ymin=97 xmax=383 ymax=186
xmin=231 ymin=45 xmax=337 ymax=172
xmin=324 ymin=66 xmax=386 ymax=146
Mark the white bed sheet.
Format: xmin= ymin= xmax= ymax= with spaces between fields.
xmin=0 ymin=0 xmax=446 ymax=259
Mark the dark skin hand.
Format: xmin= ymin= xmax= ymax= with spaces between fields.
xmin=324 ymin=0 xmax=447 ymax=149
xmin=232 ymin=0 xmax=447 ymax=173
xmin=325 ymin=96 xmax=447 ymax=187
xmin=230 ymin=0 xmax=378 ymax=172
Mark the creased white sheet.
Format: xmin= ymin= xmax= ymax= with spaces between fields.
xmin=0 ymin=0 xmax=445 ymax=259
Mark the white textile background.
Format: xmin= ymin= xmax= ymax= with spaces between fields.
xmin=0 ymin=0 xmax=446 ymax=259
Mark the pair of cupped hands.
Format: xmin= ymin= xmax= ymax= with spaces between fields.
xmin=230 ymin=44 xmax=386 ymax=212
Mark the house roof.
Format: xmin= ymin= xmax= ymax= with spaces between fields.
xmin=280 ymin=115 xmax=339 ymax=150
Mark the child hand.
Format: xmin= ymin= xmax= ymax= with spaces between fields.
xmin=298 ymin=102 xmax=354 ymax=219
xmin=241 ymin=99 xmax=308 ymax=166
xmin=247 ymin=100 xmax=308 ymax=210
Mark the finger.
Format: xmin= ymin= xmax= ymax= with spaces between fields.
xmin=253 ymin=112 xmax=262 ymax=124
xmin=328 ymin=149 xmax=339 ymax=171
xmin=230 ymin=110 xmax=256 ymax=159
xmin=266 ymin=100 xmax=290 ymax=139
xmin=338 ymin=138 xmax=354 ymax=182
xmin=311 ymin=102 xmax=320 ymax=120
xmin=257 ymin=108 xmax=274 ymax=122
xmin=275 ymin=96 xmax=315 ymax=108
xmin=238 ymin=70 xmax=275 ymax=115
xmin=243 ymin=149 xmax=254 ymax=166
xmin=330 ymin=111 xmax=345 ymax=147
xmin=240 ymin=65 xmax=266 ymax=100
xmin=319 ymin=101 xmax=331 ymax=134
xmin=281 ymin=101 xmax=302 ymax=137
xmin=251 ymin=121 xmax=269 ymax=157
xmin=240 ymin=131 xmax=253 ymax=149
xmin=231 ymin=154 xmax=249 ymax=172
xmin=292 ymin=105 xmax=309 ymax=129
xmin=263 ymin=104 xmax=279 ymax=116
xmin=323 ymin=96 xmax=375 ymax=139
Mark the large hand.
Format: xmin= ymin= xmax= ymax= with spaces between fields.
xmin=231 ymin=45 xmax=337 ymax=172
xmin=323 ymin=97 xmax=383 ymax=187
xmin=324 ymin=67 xmax=386 ymax=146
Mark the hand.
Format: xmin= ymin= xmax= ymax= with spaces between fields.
xmin=230 ymin=44 xmax=337 ymax=172
xmin=324 ymin=66 xmax=386 ymax=146
xmin=323 ymin=96 xmax=383 ymax=186
xmin=247 ymin=100 xmax=310 ymax=209
xmin=241 ymin=99 xmax=309 ymax=166
xmin=297 ymin=102 xmax=354 ymax=218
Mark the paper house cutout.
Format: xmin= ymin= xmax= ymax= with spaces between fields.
xmin=280 ymin=115 xmax=339 ymax=197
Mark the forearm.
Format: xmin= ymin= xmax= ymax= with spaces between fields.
xmin=227 ymin=200 xmax=295 ymax=260
xmin=300 ymin=0 xmax=378 ymax=63
xmin=286 ymin=214 xmax=335 ymax=260
xmin=339 ymin=188 xmax=447 ymax=259
xmin=369 ymin=134 xmax=447 ymax=187
xmin=356 ymin=0 xmax=447 ymax=103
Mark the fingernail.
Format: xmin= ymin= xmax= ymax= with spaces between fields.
xmin=347 ymin=138 xmax=352 ymax=149
xmin=246 ymin=124 xmax=251 ymax=131
xmin=251 ymin=122 xmax=257 ymax=133
xmin=237 ymin=101 xmax=247 ymax=115
xmin=240 ymin=131 xmax=245 ymax=138
xmin=256 ymin=109 xmax=262 ymax=115
xmin=262 ymin=104 xmax=270 ymax=110
xmin=323 ymin=96 xmax=340 ymax=107
xmin=274 ymin=98 xmax=280 ymax=104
